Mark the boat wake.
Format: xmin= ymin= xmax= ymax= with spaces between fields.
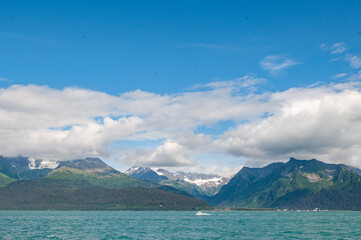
xmin=195 ymin=211 xmax=211 ymax=216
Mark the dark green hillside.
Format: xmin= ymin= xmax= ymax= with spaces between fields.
xmin=0 ymin=156 xmax=212 ymax=210
xmin=46 ymin=166 xmax=155 ymax=188
xmin=209 ymin=162 xmax=283 ymax=206
xmin=211 ymin=158 xmax=361 ymax=210
xmin=156 ymin=185 xmax=195 ymax=198
xmin=159 ymin=179 xmax=207 ymax=200
xmin=272 ymin=187 xmax=361 ymax=210
xmin=0 ymin=179 xmax=210 ymax=210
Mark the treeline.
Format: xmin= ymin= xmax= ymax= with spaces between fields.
xmin=272 ymin=187 xmax=361 ymax=210
xmin=0 ymin=179 xmax=211 ymax=211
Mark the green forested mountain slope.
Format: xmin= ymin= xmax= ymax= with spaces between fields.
xmin=0 ymin=157 xmax=210 ymax=210
xmin=0 ymin=178 xmax=210 ymax=210
xmin=0 ymin=172 xmax=16 ymax=187
xmin=211 ymin=158 xmax=361 ymax=210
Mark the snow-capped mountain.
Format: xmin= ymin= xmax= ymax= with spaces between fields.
xmin=125 ymin=166 xmax=229 ymax=196
xmin=0 ymin=156 xmax=117 ymax=180
xmin=168 ymin=171 xmax=229 ymax=196
xmin=0 ymin=156 xmax=58 ymax=180
xmin=178 ymin=172 xmax=229 ymax=194
xmin=57 ymin=157 xmax=118 ymax=174
xmin=124 ymin=166 xmax=168 ymax=183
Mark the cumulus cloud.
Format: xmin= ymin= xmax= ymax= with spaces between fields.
xmin=118 ymin=140 xmax=195 ymax=167
xmin=214 ymin=82 xmax=361 ymax=167
xmin=116 ymin=133 xmax=211 ymax=167
xmin=1 ymin=79 xmax=361 ymax=172
xmin=260 ymin=55 xmax=300 ymax=75
xmin=0 ymin=82 xmax=268 ymax=165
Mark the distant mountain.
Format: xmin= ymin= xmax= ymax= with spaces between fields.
xmin=172 ymin=171 xmax=230 ymax=196
xmin=57 ymin=158 xmax=117 ymax=173
xmin=125 ymin=166 xmax=229 ymax=197
xmin=46 ymin=158 xmax=155 ymax=189
xmin=0 ymin=156 xmax=210 ymax=210
xmin=0 ymin=156 xmax=154 ymax=189
xmin=125 ymin=166 xmax=167 ymax=183
xmin=210 ymin=158 xmax=361 ymax=210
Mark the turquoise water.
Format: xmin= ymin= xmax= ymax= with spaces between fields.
xmin=1 ymin=211 xmax=361 ymax=239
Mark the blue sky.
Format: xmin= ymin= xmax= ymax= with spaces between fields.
xmin=1 ymin=1 xmax=361 ymax=175
xmin=1 ymin=0 xmax=360 ymax=93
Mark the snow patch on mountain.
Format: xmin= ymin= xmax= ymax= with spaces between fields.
xmin=151 ymin=168 xmax=164 ymax=176
xmin=125 ymin=166 xmax=230 ymax=196
xmin=183 ymin=177 xmax=224 ymax=187
xmin=28 ymin=157 xmax=59 ymax=170
xmin=124 ymin=166 xmax=141 ymax=175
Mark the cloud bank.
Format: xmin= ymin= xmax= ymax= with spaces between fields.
xmin=1 ymin=79 xmax=361 ymax=171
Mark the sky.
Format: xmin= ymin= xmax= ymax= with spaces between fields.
xmin=1 ymin=0 xmax=361 ymax=176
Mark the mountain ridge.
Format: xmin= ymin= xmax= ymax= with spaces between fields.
xmin=0 ymin=156 xmax=211 ymax=210
xmin=210 ymin=157 xmax=361 ymax=210
xmin=125 ymin=166 xmax=229 ymax=196
xmin=1 ymin=155 xmax=361 ymax=210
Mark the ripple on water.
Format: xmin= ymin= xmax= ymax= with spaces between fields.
xmin=0 ymin=211 xmax=361 ymax=239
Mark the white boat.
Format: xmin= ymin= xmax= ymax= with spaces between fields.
xmin=196 ymin=211 xmax=211 ymax=216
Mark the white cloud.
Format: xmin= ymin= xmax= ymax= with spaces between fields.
xmin=348 ymin=70 xmax=361 ymax=81
xmin=330 ymin=42 xmax=347 ymax=54
xmin=193 ymin=164 xmax=244 ymax=178
xmin=120 ymin=140 xmax=194 ymax=167
xmin=321 ymin=42 xmax=347 ymax=54
xmin=116 ymin=133 xmax=211 ymax=167
xmin=260 ymin=55 xmax=300 ymax=75
xmin=321 ymin=42 xmax=361 ymax=70
xmin=333 ymin=73 xmax=347 ymax=78
xmin=192 ymin=75 xmax=266 ymax=92
xmin=1 ymin=79 xmax=361 ymax=172
xmin=214 ymin=82 xmax=361 ymax=167
xmin=346 ymin=55 xmax=361 ymax=69
xmin=1 ymin=83 xmax=266 ymax=165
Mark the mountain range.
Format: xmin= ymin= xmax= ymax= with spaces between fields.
xmin=0 ymin=156 xmax=209 ymax=210
xmin=211 ymin=158 xmax=361 ymax=210
xmin=1 ymin=155 xmax=361 ymax=210
xmin=125 ymin=166 xmax=229 ymax=197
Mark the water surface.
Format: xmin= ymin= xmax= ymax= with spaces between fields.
xmin=1 ymin=211 xmax=360 ymax=239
